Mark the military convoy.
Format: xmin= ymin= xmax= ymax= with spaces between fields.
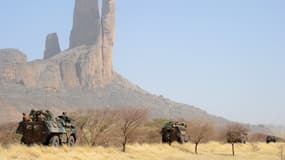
xmin=17 ymin=110 xmax=191 ymax=147
xmin=15 ymin=110 xmax=278 ymax=147
xmin=16 ymin=110 xmax=76 ymax=146
xmin=160 ymin=121 xmax=188 ymax=145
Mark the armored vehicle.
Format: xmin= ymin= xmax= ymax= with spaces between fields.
xmin=226 ymin=131 xmax=248 ymax=144
xmin=161 ymin=121 xmax=188 ymax=145
xmin=266 ymin=135 xmax=276 ymax=143
xmin=16 ymin=110 xmax=76 ymax=146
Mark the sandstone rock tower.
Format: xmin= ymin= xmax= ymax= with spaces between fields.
xmin=69 ymin=0 xmax=101 ymax=48
xmin=102 ymin=0 xmax=115 ymax=81
xmin=43 ymin=33 xmax=61 ymax=59
xmin=70 ymin=0 xmax=115 ymax=81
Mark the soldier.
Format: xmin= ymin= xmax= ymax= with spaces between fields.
xmin=174 ymin=121 xmax=179 ymax=126
xmin=29 ymin=109 xmax=36 ymax=121
xmin=37 ymin=114 xmax=45 ymax=122
xmin=56 ymin=112 xmax=67 ymax=127
xmin=42 ymin=110 xmax=53 ymax=121
xmin=164 ymin=121 xmax=174 ymax=129
xmin=22 ymin=113 xmax=32 ymax=122
xmin=34 ymin=110 xmax=48 ymax=122
xmin=61 ymin=112 xmax=71 ymax=122
xmin=46 ymin=110 xmax=54 ymax=119
xmin=22 ymin=113 xmax=26 ymax=121
xmin=181 ymin=122 xmax=187 ymax=128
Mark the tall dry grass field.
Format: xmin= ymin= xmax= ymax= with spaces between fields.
xmin=0 ymin=142 xmax=284 ymax=160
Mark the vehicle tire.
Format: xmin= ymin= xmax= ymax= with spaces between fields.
xmin=184 ymin=137 xmax=189 ymax=143
xmin=168 ymin=140 xmax=172 ymax=146
xmin=166 ymin=134 xmax=172 ymax=146
xmin=20 ymin=137 xmax=25 ymax=144
xmin=178 ymin=135 xmax=185 ymax=144
xmin=68 ymin=135 xmax=75 ymax=146
xmin=162 ymin=136 xmax=167 ymax=143
xmin=49 ymin=136 xmax=60 ymax=147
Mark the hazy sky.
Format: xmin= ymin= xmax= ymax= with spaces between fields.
xmin=0 ymin=0 xmax=284 ymax=125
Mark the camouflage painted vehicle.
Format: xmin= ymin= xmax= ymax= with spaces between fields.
xmin=161 ymin=121 xmax=188 ymax=145
xmin=266 ymin=135 xmax=276 ymax=143
xmin=16 ymin=110 xmax=76 ymax=146
xmin=226 ymin=131 xmax=248 ymax=144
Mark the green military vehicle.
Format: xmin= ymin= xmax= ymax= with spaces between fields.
xmin=16 ymin=110 xmax=76 ymax=146
xmin=161 ymin=121 xmax=188 ymax=145
xmin=226 ymin=131 xmax=248 ymax=144
xmin=266 ymin=135 xmax=277 ymax=143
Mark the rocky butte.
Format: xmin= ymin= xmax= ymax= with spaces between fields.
xmin=43 ymin=33 xmax=61 ymax=59
xmin=0 ymin=0 xmax=237 ymax=130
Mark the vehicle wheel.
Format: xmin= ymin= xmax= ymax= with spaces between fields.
xmin=49 ymin=136 xmax=60 ymax=147
xmin=68 ymin=136 xmax=75 ymax=146
xmin=184 ymin=137 xmax=189 ymax=143
xmin=20 ymin=137 xmax=25 ymax=144
xmin=162 ymin=134 xmax=169 ymax=143
xmin=178 ymin=136 xmax=185 ymax=144
xmin=167 ymin=134 xmax=172 ymax=146
xmin=168 ymin=140 xmax=172 ymax=146
xmin=162 ymin=137 xmax=166 ymax=143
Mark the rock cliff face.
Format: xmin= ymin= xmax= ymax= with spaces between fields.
xmin=69 ymin=0 xmax=101 ymax=48
xmin=102 ymin=0 xmax=115 ymax=81
xmin=0 ymin=49 xmax=27 ymax=68
xmin=0 ymin=46 xmax=105 ymax=89
xmin=70 ymin=0 xmax=115 ymax=81
xmin=43 ymin=33 xmax=61 ymax=59
xmin=0 ymin=0 xmax=115 ymax=89
xmin=0 ymin=59 xmax=61 ymax=88
xmin=0 ymin=99 xmax=21 ymax=124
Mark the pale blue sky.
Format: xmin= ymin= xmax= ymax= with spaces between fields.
xmin=0 ymin=0 xmax=284 ymax=125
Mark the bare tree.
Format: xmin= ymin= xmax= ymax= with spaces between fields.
xmin=118 ymin=107 xmax=148 ymax=152
xmin=76 ymin=109 xmax=118 ymax=146
xmin=187 ymin=121 xmax=213 ymax=154
xmin=225 ymin=123 xmax=248 ymax=156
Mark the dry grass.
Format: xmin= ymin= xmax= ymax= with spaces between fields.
xmin=0 ymin=142 xmax=284 ymax=160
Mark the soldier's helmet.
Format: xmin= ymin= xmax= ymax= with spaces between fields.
xmin=29 ymin=109 xmax=35 ymax=115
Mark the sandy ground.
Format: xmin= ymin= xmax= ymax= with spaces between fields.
xmin=0 ymin=142 xmax=283 ymax=160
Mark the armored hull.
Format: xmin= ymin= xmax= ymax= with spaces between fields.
xmin=16 ymin=113 xmax=76 ymax=146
